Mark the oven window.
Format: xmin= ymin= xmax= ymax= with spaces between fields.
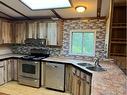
xmin=22 ymin=64 xmax=35 ymax=74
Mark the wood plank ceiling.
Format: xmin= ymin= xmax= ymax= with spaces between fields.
xmin=0 ymin=0 xmax=111 ymax=20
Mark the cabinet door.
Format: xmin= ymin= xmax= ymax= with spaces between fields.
xmin=47 ymin=22 xmax=57 ymax=45
xmin=41 ymin=62 xmax=44 ymax=86
xmin=80 ymin=79 xmax=86 ymax=95
xmin=14 ymin=22 xmax=26 ymax=43
xmin=4 ymin=60 xmax=13 ymax=82
xmin=57 ymin=21 xmax=63 ymax=46
xmin=27 ymin=22 xmax=38 ymax=39
xmin=85 ymin=75 xmax=91 ymax=95
xmin=1 ymin=21 xmax=12 ymax=43
xmin=0 ymin=20 xmax=2 ymax=44
xmin=12 ymin=59 xmax=18 ymax=81
xmin=71 ymin=67 xmax=81 ymax=95
xmin=71 ymin=73 xmax=80 ymax=95
xmin=0 ymin=67 xmax=4 ymax=85
xmin=7 ymin=60 xmax=13 ymax=81
xmin=65 ymin=65 xmax=72 ymax=92
xmin=38 ymin=23 xmax=47 ymax=39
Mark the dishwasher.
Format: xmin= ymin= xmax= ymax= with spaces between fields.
xmin=45 ymin=62 xmax=65 ymax=91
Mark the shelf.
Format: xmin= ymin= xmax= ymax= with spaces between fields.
xmin=111 ymin=41 xmax=127 ymax=44
xmin=110 ymin=53 xmax=126 ymax=57
xmin=111 ymin=38 xmax=127 ymax=41
xmin=112 ymin=26 xmax=126 ymax=28
xmin=112 ymin=23 xmax=126 ymax=26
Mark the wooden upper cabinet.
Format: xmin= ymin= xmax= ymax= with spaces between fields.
xmin=47 ymin=22 xmax=57 ymax=45
xmin=47 ymin=21 xmax=63 ymax=46
xmin=2 ymin=20 xmax=63 ymax=46
xmin=13 ymin=22 xmax=27 ymax=44
xmin=0 ymin=20 xmax=2 ymax=44
xmin=38 ymin=22 xmax=47 ymax=39
xmin=27 ymin=22 xmax=38 ymax=39
xmin=1 ymin=21 xmax=12 ymax=44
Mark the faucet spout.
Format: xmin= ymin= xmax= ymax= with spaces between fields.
xmin=94 ymin=57 xmax=101 ymax=68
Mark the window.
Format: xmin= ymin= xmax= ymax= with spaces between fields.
xmin=20 ymin=0 xmax=71 ymax=10
xmin=70 ymin=30 xmax=96 ymax=56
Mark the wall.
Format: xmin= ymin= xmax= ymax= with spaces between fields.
xmin=61 ymin=19 xmax=106 ymax=60
xmin=11 ymin=45 xmax=61 ymax=56
xmin=0 ymin=47 xmax=12 ymax=55
xmin=105 ymin=0 xmax=113 ymax=58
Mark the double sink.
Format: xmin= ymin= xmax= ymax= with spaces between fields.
xmin=77 ymin=63 xmax=106 ymax=72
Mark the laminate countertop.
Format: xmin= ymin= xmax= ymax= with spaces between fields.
xmin=42 ymin=56 xmax=127 ymax=95
xmin=0 ymin=54 xmax=126 ymax=95
xmin=0 ymin=54 xmax=25 ymax=60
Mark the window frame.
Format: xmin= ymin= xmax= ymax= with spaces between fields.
xmin=69 ymin=30 xmax=96 ymax=56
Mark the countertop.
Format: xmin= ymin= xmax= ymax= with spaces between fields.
xmin=0 ymin=53 xmax=25 ymax=60
xmin=0 ymin=54 xmax=126 ymax=95
xmin=43 ymin=56 xmax=127 ymax=95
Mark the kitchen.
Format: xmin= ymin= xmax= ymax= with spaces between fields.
xmin=0 ymin=0 xmax=126 ymax=95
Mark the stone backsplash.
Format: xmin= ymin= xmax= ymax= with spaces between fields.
xmin=11 ymin=45 xmax=61 ymax=56
xmin=12 ymin=19 xmax=107 ymax=60
xmin=61 ymin=19 xmax=107 ymax=60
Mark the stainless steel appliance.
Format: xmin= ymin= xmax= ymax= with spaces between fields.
xmin=45 ymin=62 xmax=65 ymax=91
xmin=18 ymin=49 xmax=49 ymax=87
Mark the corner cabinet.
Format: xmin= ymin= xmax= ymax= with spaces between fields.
xmin=65 ymin=65 xmax=92 ymax=95
xmin=109 ymin=4 xmax=127 ymax=74
xmin=71 ymin=67 xmax=91 ymax=95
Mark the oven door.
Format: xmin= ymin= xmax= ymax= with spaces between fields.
xmin=18 ymin=60 xmax=40 ymax=79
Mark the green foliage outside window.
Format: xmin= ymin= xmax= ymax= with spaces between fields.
xmin=70 ymin=31 xmax=95 ymax=56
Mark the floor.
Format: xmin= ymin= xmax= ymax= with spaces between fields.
xmin=0 ymin=81 xmax=70 ymax=95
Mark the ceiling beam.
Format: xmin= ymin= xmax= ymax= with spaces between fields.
xmin=97 ymin=0 xmax=102 ymax=17
xmin=64 ymin=16 xmax=106 ymax=20
xmin=0 ymin=1 xmax=31 ymax=20
xmin=0 ymin=16 xmax=12 ymax=20
xmin=51 ymin=9 xmax=64 ymax=20
xmin=0 ymin=11 xmax=16 ymax=20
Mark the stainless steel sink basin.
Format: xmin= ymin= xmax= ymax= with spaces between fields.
xmin=86 ymin=66 xmax=106 ymax=72
xmin=77 ymin=63 xmax=93 ymax=67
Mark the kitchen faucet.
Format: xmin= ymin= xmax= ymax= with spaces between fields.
xmin=94 ymin=57 xmax=101 ymax=68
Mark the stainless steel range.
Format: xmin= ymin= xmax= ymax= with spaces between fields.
xmin=18 ymin=49 xmax=49 ymax=87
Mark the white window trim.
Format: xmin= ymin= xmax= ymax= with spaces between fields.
xmin=69 ymin=30 xmax=96 ymax=57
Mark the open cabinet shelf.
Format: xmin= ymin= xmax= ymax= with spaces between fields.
xmin=109 ymin=2 xmax=127 ymax=75
xmin=110 ymin=5 xmax=127 ymax=57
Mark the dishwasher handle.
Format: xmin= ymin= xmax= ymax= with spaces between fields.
xmin=46 ymin=63 xmax=58 ymax=69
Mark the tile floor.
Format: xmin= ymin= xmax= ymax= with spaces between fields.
xmin=0 ymin=81 xmax=71 ymax=95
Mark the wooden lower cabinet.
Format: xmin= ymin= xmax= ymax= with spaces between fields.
xmin=71 ymin=73 xmax=80 ymax=95
xmin=0 ymin=66 xmax=4 ymax=85
xmin=4 ymin=60 xmax=13 ymax=82
xmin=11 ymin=59 xmax=18 ymax=81
xmin=0 ymin=59 xmax=18 ymax=85
xmin=71 ymin=67 xmax=91 ymax=95
xmin=65 ymin=66 xmax=92 ymax=95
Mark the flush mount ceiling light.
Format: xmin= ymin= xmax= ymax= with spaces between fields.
xmin=75 ymin=6 xmax=87 ymax=13
xmin=20 ymin=0 xmax=71 ymax=10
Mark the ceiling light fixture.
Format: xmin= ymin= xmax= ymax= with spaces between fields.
xmin=20 ymin=0 xmax=71 ymax=10
xmin=75 ymin=6 xmax=87 ymax=13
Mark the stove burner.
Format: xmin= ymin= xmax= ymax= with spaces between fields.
xmin=32 ymin=57 xmax=45 ymax=60
xmin=21 ymin=49 xmax=50 ymax=61
xmin=22 ymin=56 xmax=35 ymax=59
xmin=21 ymin=55 xmax=49 ymax=61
